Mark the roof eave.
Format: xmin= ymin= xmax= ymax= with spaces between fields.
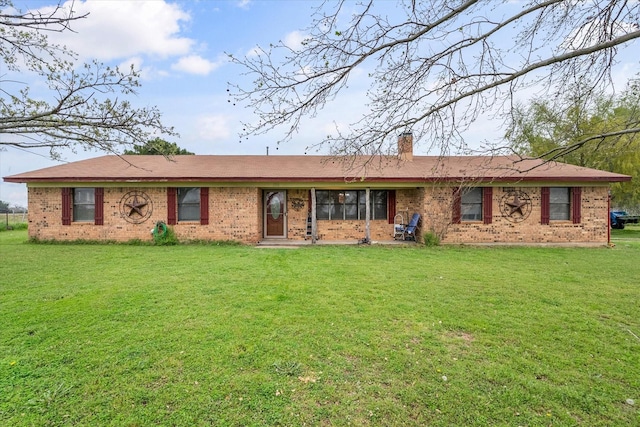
xmin=4 ymin=175 xmax=630 ymax=184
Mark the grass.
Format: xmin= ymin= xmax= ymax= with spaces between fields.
xmin=0 ymin=213 xmax=28 ymax=232
xmin=1 ymin=228 xmax=639 ymax=426
xmin=612 ymin=222 xmax=640 ymax=241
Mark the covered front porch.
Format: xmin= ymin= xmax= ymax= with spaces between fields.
xmin=262 ymin=186 xmax=424 ymax=243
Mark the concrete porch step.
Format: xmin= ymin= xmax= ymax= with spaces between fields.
xmin=256 ymin=239 xmax=415 ymax=247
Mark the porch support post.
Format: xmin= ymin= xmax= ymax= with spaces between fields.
xmin=311 ymin=187 xmax=317 ymax=244
xmin=365 ymin=188 xmax=371 ymax=242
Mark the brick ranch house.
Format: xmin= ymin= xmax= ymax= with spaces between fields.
xmin=4 ymin=135 xmax=631 ymax=245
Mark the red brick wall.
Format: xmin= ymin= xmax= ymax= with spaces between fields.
xmin=315 ymin=219 xmax=391 ymax=241
xmin=420 ymin=186 xmax=609 ymax=244
xmin=25 ymin=185 xmax=610 ymax=245
xmin=285 ymin=189 xmax=311 ymax=240
xmin=27 ymin=186 xmax=263 ymax=243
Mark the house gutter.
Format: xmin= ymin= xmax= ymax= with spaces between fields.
xmin=608 ymin=189 xmax=611 ymax=246
xmin=3 ymin=175 xmax=632 ymax=184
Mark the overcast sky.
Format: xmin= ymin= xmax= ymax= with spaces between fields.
xmin=1 ymin=0 xmax=638 ymax=207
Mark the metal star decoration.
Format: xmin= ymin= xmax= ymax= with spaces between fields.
xmin=499 ymin=190 xmax=531 ymax=223
xmin=125 ymin=195 xmax=148 ymax=217
xmin=506 ymin=194 xmax=527 ymax=216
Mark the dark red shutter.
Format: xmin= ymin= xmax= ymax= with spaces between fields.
xmin=200 ymin=187 xmax=209 ymax=225
xmin=452 ymin=188 xmax=462 ymax=224
xmin=167 ymin=187 xmax=177 ymax=225
xmin=95 ymin=187 xmax=104 ymax=225
xmin=62 ymin=188 xmax=72 ymax=225
xmin=483 ymin=187 xmax=493 ymax=224
xmin=541 ymin=187 xmax=550 ymax=225
xmin=572 ymin=187 xmax=582 ymax=224
xmin=388 ymin=190 xmax=396 ymax=224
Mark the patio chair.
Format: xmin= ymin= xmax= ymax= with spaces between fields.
xmin=393 ymin=213 xmax=406 ymax=240
xmin=398 ymin=213 xmax=420 ymax=241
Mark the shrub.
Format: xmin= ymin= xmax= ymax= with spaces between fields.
xmin=423 ymin=231 xmax=441 ymax=247
xmin=152 ymin=221 xmax=178 ymax=246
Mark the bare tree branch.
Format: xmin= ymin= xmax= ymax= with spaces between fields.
xmin=0 ymin=0 xmax=176 ymax=159
xmin=525 ymin=127 xmax=640 ymax=164
xmin=229 ymin=0 xmax=640 ymax=157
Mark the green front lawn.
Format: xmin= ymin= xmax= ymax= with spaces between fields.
xmin=1 ymin=230 xmax=638 ymax=426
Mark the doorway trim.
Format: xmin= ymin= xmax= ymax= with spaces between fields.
xmin=264 ymin=190 xmax=287 ymax=238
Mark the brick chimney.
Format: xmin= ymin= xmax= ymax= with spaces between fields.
xmin=398 ymin=132 xmax=413 ymax=161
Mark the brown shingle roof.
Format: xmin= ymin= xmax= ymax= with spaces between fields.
xmin=3 ymin=154 xmax=631 ymax=184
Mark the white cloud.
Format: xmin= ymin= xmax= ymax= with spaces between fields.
xmin=612 ymin=61 xmax=639 ymax=91
xmin=236 ymin=0 xmax=252 ymax=10
xmin=42 ymin=1 xmax=194 ymax=61
xmin=116 ymin=56 xmax=175 ymax=81
xmin=245 ymin=45 xmax=263 ymax=58
xmin=171 ymin=55 xmax=221 ymax=75
xmin=243 ymin=31 xmax=307 ymax=59
xmin=562 ymin=19 xmax=639 ymax=51
xmin=196 ymin=115 xmax=232 ymax=141
xmin=284 ymin=31 xmax=307 ymax=50
xmin=119 ymin=56 xmax=143 ymax=72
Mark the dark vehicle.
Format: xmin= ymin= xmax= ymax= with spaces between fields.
xmin=610 ymin=211 xmax=640 ymax=229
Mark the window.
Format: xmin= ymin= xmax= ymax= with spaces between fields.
xmin=549 ymin=187 xmax=570 ymax=221
xmin=541 ymin=187 xmax=581 ymax=224
xmin=63 ymin=188 xmax=102 ymax=225
xmin=316 ymin=190 xmax=388 ymax=220
xmin=368 ymin=190 xmax=388 ymax=220
xmin=177 ymin=187 xmax=200 ymax=221
xmin=315 ymin=190 xmax=332 ymax=220
xmin=461 ymin=187 xmax=482 ymax=221
xmin=453 ymin=187 xmax=492 ymax=224
xmin=73 ymin=188 xmax=95 ymax=222
xmin=344 ymin=191 xmax=358 ymax=219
